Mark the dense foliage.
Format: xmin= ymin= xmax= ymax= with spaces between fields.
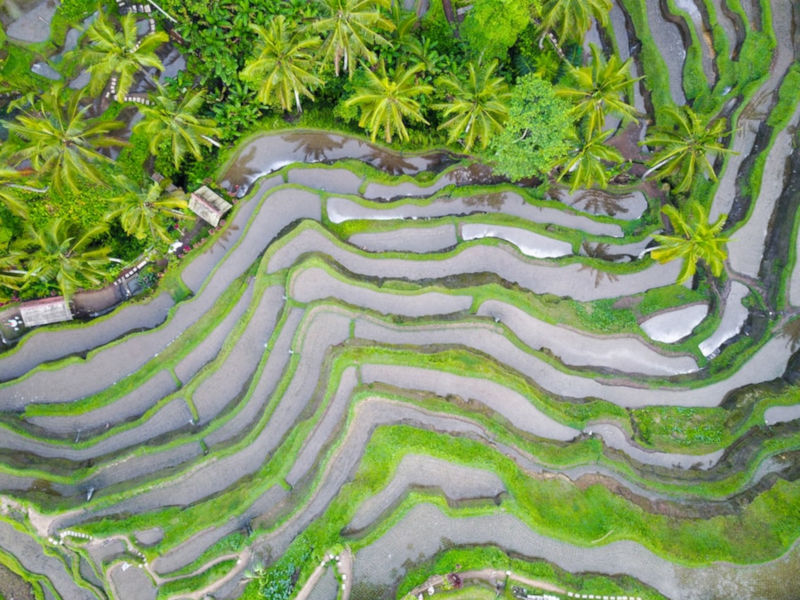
xmin=0 ymin=0 xmax=735 ymax=308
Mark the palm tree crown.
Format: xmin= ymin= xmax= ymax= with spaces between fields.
xmin=344 ymin=61 xmax=432 ymax=143
xmin=13 ymin=219 xmax=111 ymax=299
xmin=109 ymin=178 xmax=188 ymax=243
xmin=69 ymin=11 xmax=168 ymax=102
xmin=434 ymin=59 xmax=511 ymax=152
xmin=133 ymin=88 xmax=222 ymax=169
xmin=539 ymin=0 xmax=612 ymax=43
xmin=651 ymin=201 xmax=729 ymax=284
xmin=312 ymin=0 xmax=394 ymax=77
xmin=556 ymin=44 xmax=640 ymax=136
xmin=642 ymin=106 xmax=733 ymax=194
xmin=556 ymin=129 xmax=624 ymax=192
xmin=4 ymin=87 xmax=126 ymax=194
xmin=240 ymin=17 xmax=323 ymax=113
xmin=0 ymin=168 xmax=28 ymax=217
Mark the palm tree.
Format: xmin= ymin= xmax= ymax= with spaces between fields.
xmin=109 ymin=178 xmax=189 ymax=243
xmin=650 ymin=201 xmax=729 ymax=284
xmin=13 ymin=219 xmax=111 ymax=299
xmin=434 ymin=59 xmax=511 ymax=152
xmin=0 ymin=250 xmax=27 ymax=301
xmin=538 ymin=0 xmax=612 ymax=44
xmin=556 ymin=129 xmax=624 ymax=191
xmin=4 ymin=86 xmax=126 ymax=194
xmin=556 ymin=44 xmax=640 ymax=136
xmin=344 ymin=61 xmax=432 ymax=143
xmin=133 ymin=87 xmax=222 ymax=169
xmin=68 ymin=11 xmax=168 ymax=102
xmin=0 ymin=168 xmax=28 ymax=217
xmin=312 ymin=0 xmax=394 ymax=77
xmin=641 ymin=106 xmax=733 ymax=194
xmin=240 ymin=17 xmax=323 ymax=113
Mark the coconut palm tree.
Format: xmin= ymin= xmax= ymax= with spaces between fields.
xmin=556 ymin=129 xmax=624 ymax=191
xmin=4 ymin=86 xmax=126 ymax=194
xmin=538 ymin=0 xmax=612 ymax=44
xmin=312 ymin=0 xmax=394 ymax=77
xmin=641 ymin=106 xmax=733 ymax=194
xmin=344 ymin=61 xmax=432 ymax=143
xmin=69 ymin=11 xmax=168 ymax=102
xmin=0 ymin=168 xmax=28 ymax=217
xmin=651 ymin=201 xmax=729 ymax=284
xmin=13 ymin=219 xmax=111 ymax=299
xmin=556 ymin=44 xmax=640 ymax=136
xmin=434 ymin=59 xmax=511 ymax=152
xmin=0 ymin=249 xmax=27 ymax=301
xmin=133 ymin=87 xmax=222 ymax=169
xmin=240 ymin=16 xmax=323 ymax=113
xmin=108 ymin=178 xmax=188 ymax=243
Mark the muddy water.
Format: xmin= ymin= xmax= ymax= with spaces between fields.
xmin=220 ymin=130 xmax=454 ymax=194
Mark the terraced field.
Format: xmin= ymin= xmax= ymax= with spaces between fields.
xmin=1 ymin=2 xmax=800 ymax=600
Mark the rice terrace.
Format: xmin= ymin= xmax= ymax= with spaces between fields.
xmin=0 ymin=0 xmax=799 ymax=599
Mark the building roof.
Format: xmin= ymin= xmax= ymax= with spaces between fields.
xmin=188 ymin=186 xmax=232 ymax=228
xmin=20 ymin=297 xmax=73 ymax=327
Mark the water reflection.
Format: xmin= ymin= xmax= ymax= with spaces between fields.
xmin=570 ymin=189 xmax=631 ymax=217
xmin=220 ymin=130 xmax=458 ymax=195
xmin=364 ymin=148 xmax=417 ymax=175
xmin=283 ymin=131 xmax=346 ymax=162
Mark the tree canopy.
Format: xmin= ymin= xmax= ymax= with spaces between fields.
xmin=490 ymin=74 xmax=573 ymax=181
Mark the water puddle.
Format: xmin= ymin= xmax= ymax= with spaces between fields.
xmin=698 ymin=282 xmax=749 ymax=356
xmin=763 ymin=404 xmax=800 ymax=426
xmin=327 ymin=194 xmax=623 ymax=237
xmin=461 ymin=224 xmax=573 ymax=259
xmin=550 ymin=188 xmax=648 ymax=221
xmin=586 ymin=423 xmax=723 ymax=469
xmin=640 ymin=303 xmax=709 ymax=343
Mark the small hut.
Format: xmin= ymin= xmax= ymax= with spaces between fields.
xmin=20 ymin=297 xmax=73 ymax=328
xmin=188 ymin=186 xmax=232 ymax=228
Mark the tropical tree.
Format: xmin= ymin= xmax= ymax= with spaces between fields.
xmin=13 ymin=219 xmax=111 ymax=299
xmin=650 ymin=201 xmax=729 ymax=284
xmin=344 ymin=61 xmax=432 ymax=143
xmin=555 ymin=129 xmax=624 ymax=191
xmin=556 ymin=44 xmax=640 ymax=136
xmin=133 ymin=87 xmax=222 ymax=169
xmin=641 ymin=106 xmax=733 ymax=194
xmin=4 ymin=86 xmax=126 ymax=194
xmin=538 ymin=0 xmax=612 ymax=43
xmin=239 ymin=16 xmax=323 ymax=113
xmin=312 ymin=0 xmax=394 ymax=77
xmin=434 ymin=59 xmax=511 ymax=152
xmin=0 ymin=168 xmax=28 ymax=217
xmin=490 ymin=74 xmax=572 ymax=181
xmin=461 ymin=0 xmax=534 ymax=60
xmin=0 ymin=249 xmax=27 ymax=301
xmin=69 ymin=11 xmax=168 ymax=101
xmin=108 ymin=178 xmax=188 ymax=243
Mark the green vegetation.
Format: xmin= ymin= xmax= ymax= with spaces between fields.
xmin=490 ymin=75 xmax=572 ymax=180
xmin=0 ymin=1 xmax=797 ymax=600
xmin=651 ymin=201 xmax=729 ymax=283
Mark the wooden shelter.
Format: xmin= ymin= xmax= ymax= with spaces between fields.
xmin=20 ymin=297 xmax=73 ymax=327
xmin=189 ymin=186 xmax=232 ymax=228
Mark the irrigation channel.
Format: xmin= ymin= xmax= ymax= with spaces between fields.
xmin=1 ymin=4 xmax=800 ymax=597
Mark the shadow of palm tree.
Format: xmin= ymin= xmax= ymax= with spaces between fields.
xmin=571 ymin=190 xmax=631 ymax=217
xmin=579 ymin=243 xmax=621 ymax=287
xmin=461 ymin=191 xmax=507 ymax=210
xmin=283 ymin=132 xmax=346 ymax=162
xmin=780 ymin=317 xmax=800 ymax=350
xmin=364 ymin=148 xmax=417 ymax=175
